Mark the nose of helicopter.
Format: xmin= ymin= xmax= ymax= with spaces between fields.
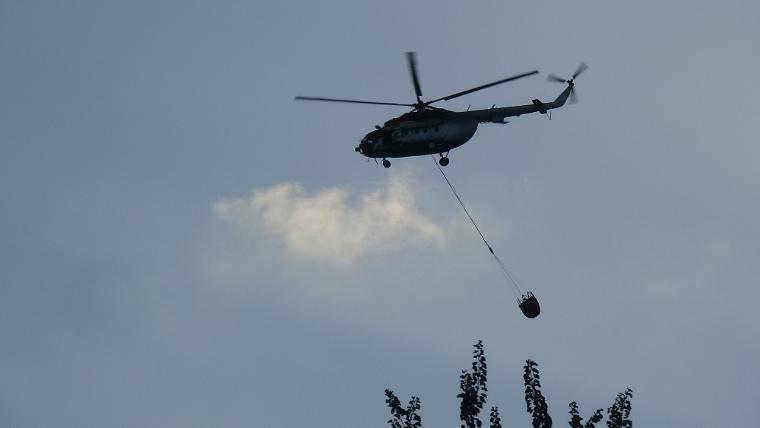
xmin=356 ymin=139 xmax=370 ymax=155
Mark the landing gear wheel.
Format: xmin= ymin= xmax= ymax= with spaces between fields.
xmin=439 ymin=156 xmax=449 ymax=166
xmin=382 ymin=159 xmax=391 ymax=168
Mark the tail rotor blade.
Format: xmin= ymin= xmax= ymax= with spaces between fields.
xmin=406 ymin=52 xmax=423 ymax=102
xmin=572 ymin=62 xmax=588 ymax=80
xmin=568 ymin=87 xmax=578 ymax=104
xmin=547 ymin=63 xmax=586 ymax=105
xmin=547 ymin=73 xmax=566 ymax=83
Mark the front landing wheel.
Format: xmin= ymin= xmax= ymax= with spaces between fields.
xmin=382 ymin=159 xmax=391 ymax=168
xmin=439 ymin=156 xmax=449 ymax=166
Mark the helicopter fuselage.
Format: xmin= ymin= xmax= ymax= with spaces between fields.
xmin=356 ymin=111 xmax=478 ymax=159
xmin=353 ymin=80 xmax=576 ymax=165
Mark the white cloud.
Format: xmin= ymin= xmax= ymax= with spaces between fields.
xmin=213 ymin=173 xmax=444 ymax=267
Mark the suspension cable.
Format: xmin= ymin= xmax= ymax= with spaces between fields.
xmin=432 ymin=156 xmax=525 ymax=301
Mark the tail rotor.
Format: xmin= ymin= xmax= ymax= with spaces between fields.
xmin=547 ymin=62 xmax=588 ymax=104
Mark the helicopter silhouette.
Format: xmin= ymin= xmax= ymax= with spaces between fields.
xmin=296 ymin=52 xmax=587 ymax=168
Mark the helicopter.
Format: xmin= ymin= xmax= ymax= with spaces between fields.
xmin=295 ymin=52 xmax=587 ymax=168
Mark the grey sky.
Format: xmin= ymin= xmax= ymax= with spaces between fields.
xmin=2 ymin=0 xmax=759 ymax=427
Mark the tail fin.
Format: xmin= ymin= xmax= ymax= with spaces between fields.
xmin=548 ymin=83 xmax=574 ymax=109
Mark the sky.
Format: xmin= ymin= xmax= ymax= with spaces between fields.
xmin=1 ymin=0 xmax=759 ymax=427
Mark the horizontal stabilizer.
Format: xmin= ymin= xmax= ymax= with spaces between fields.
xmin=531 ymin=99 xmax=547 ymax=114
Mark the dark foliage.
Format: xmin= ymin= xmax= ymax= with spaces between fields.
xmin=384 ymin=389 xmax=421 ymax=428
xmin=383 ymin=342 xmax=633 ymax=428
xmin=568 ymin=401 xmax=604 ymax=428
xmin=606 ymin=388 xmax=633 ymax=428
xmin=458 ymin=340 xmax=489 ymax=428
xmin=523 ymin=360 xmax=552 ymax=428
xmin=489 ymin=407 xmax=503 ymax=428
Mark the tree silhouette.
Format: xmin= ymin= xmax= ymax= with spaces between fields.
xmin=458 ymin=340 xmax=489 ymax=428
xmin=568 ymin=401 xmax=604 ymax=428
xmin=606 ymin=388 xmax=633 ymax=428
xmin=383 ymin=341 xmax=632 ymax=428
xmin=489 ymin=407 xmax=503 ymax=428
xmin=384 ymin=389 xmax=422 ymax=428
xmin=523 ymin=359 xmax=552 ymax=428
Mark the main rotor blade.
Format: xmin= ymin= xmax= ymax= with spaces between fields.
xmin=406 ymin=52 xmax=423 ymax=102
xmin=294 ymin=96 xmax=415 ymax=107
xmin=547 ymin=73 xmax=566 ymax=83
xmin=426 ymin=70 xmax=539 ymax=104
xmin=572 ymin=62 xmax=588 ymax=80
